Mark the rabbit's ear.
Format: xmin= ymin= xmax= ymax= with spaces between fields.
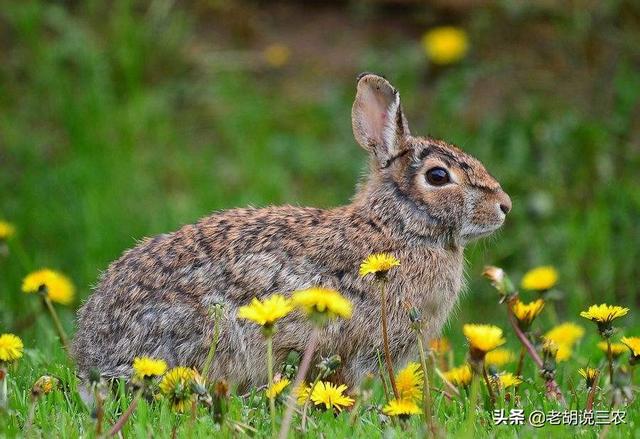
xmin=352 ymin=73 xmax=410 ymax=165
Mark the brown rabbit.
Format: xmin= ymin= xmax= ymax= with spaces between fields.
xmin=73 ymin=73 xmax=511 ymax=389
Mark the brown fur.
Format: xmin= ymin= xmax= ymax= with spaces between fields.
xmin=72 ymin=74 xmax=511 ymax=389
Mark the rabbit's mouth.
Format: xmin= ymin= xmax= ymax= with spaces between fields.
xmin=460 ymin=222 xmax=504 ymax=241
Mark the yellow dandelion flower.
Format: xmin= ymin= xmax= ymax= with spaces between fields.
xmin=429 ymin=337 xmax=451 ymax=355
xmin=463 ymin=324 xmax=505 ymax=356
xmin=544 ymin=322 xmax=585 ymax=347
xmin=511 ymin=299 xmax=545 ymax=330
xmin=291 ymin=287 xmax=352 ymax=319
xmin=555 ymin=343 xmax=573 ymax=362
xmin=542 ymin=338 xmax=559 ymax=356
xmin=421 ymin=26 xmax=468 ymax=65
xmin=497 ymin=373 xmax=522 ymax=388
xmin=237 ymin=294 xmax=293 ymax=327
xmin=521 ymin=266 xmax=558 ymax=291
xmin=32 ymin=375 xmax=59 ymax=395
xmin=442 ymin=363 xmax=472 ymax=388
xmin=542 ymin=337 xmax=567 ymax=361
xmin=266 ymin=378 xmax=290 ymax=399
xmin=133 ymin=356 xmax=167 ymax=379
xmin=580 ymin=304 xmax=629 ymax=324
xmin=540 ymin=338 xmax=571 ymax=362
xmin=395 ymin=362 xmax=424 ymax=401
xmin=0 ymin=221 xmax=16 ymax=240
xmin=263 ymin=44 xmax=290 ymax=68
xmin=294 ymin=382 xmax=311 ymax=405
xmin=621 ymin=337 xmax=640 ymax=357
xmin=310 ymin=381 xmax=354 ymax=412
xmin=578 ymin=368 xmax=599 ymax=388
xmin=22 ymin=269 xmax=75 ymax=305
xmin=485 ymin=348 xmax=515 ymax=368
xmin=159 ymin=367 xmax=198 ymax=412
xmin=383 ymin=398 xmax=422 ymax=417
xmin=359 ymin=253 xmax=400 ymax=278
xmin=0 ymin=333 xmax=24 ymax=362
xmin=597 ymin=341 xmax=627 ymax=358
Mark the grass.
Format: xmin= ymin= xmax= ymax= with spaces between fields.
xmin=1 ymin=0 xmax=639 ymax=437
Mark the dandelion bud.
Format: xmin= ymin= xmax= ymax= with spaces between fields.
xmin=208 ymin=303 xmax=224 ymax=321
xmin=214 ymin=379 xmax=229 ymax=398
xmin=212 ymin=379 xmax=229 ymax=424
xmin=541 ymin=340 xmax=558 ymax=379
xmin=482 ymin=266 xmax=504 ymax=285
xmin=88 ymin=368 xmax=102 ymax=385
xmin=578 ymin=368 xmax=599 ymax=389
xmin=317 ymin=355 xmax=341 ymax=379
xmin=192 ymin=375 xmax=212 ymax=408
xmin=409 ymin=307 xmax=421 ymax=324
xmin=282 ymin=350 xmax=301 ymax=379
xmin=482 ymin=266 xmax=515 ymax=299
xmin=409 ymin=307 xmax=422 ymax=331
xmin=31 ymin=375 xmax=59 ymax=398
xmin=191 ymin=376 xmax=207 ymax=397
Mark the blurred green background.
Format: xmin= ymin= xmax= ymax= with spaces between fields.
xmin=1 ymin=0 xmax=639 ymax=344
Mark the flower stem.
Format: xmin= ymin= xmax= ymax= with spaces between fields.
xmin=278 ymin=328 xmax=319 ymax=439
xmin=506 ymin=296 xmax=565 ymax=405
xmin=515 ymin=345 xmax=526 ymax=377
xmin=433 ymin=367 xmax=460 ymax=398
xmin=94 ymin=383 xmax=105 ymax=436
xmin=348 ymin=398 xmax=362 ymax=426
xmin=24 ymin=396 xmax=37 ymax=432
xmin=481 ymin=363 xmax=496 ymax=408
xmin=42 ymin=295 xmax=69 ymax=351
xmin=301 ymin=373 xmax=321 ymax=431
xmin=585 ymin=373 xmax=599 ymax=411
xmin=417 ymin=334 xmax=437 ymax=437
xmin=544 ymin=297 xmax=559 ymax=326
xmin=375 ymin=359 xmax=398 ymax=431
xmin=606 ymin=339 xmax=614 ymax=384
xmin=0 ymin=367 xmax=7 ymax=411
xmin=202 ymin=307 xmax=222 ymax=378
xmin=376 ymin=350 xmax=391 ymax=402
xmin=108 ymin=389 xmax=142 ymax=437
xmin=379 ymin=281 xmax=398 ymax=399
xmin=266 ymin=335 xmax=276 ymax=434
xmin=464 ymin=373 xmax=480 ymax=436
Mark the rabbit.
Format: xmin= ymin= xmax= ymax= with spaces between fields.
xmin=72 ymin=73 xmax=511 ymax=390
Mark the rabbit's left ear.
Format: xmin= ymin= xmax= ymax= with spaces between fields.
xmin=352 ymin=73 xmax=410 ymax=165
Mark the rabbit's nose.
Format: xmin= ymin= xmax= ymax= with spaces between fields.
xmin=497 ymin=191 xmax=512 ymax=215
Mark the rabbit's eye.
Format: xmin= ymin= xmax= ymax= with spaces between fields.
xmin=426 ymin=167 xmax=450 ymax=186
